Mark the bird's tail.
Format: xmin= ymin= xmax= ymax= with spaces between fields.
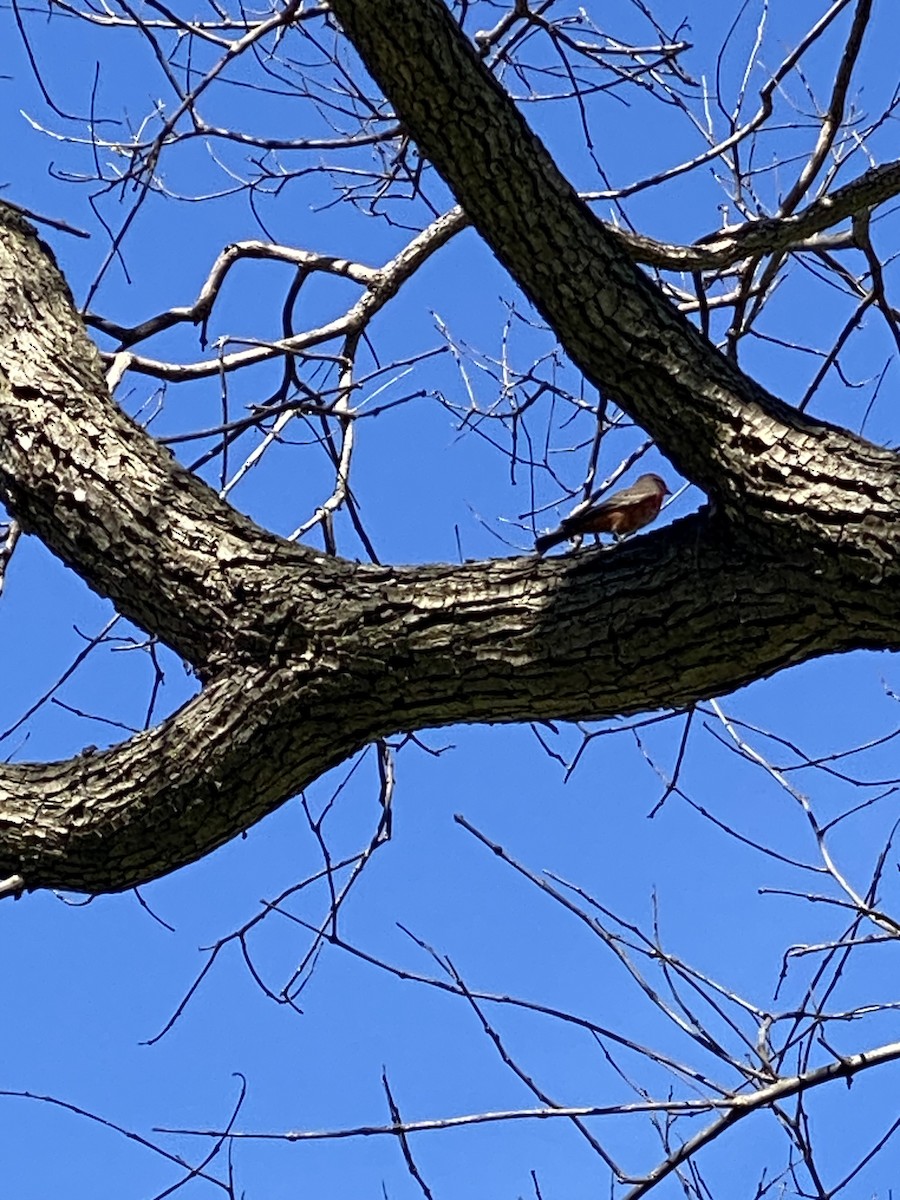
xmin=535 ymin=527 xmax=568 ymax=554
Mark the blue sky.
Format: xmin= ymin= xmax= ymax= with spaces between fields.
xmin=3 ymin=2 xmax=900 ymax=1197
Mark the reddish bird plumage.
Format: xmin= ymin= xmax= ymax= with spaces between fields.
xmin=535 ymin=473 xmax=670 ymax=554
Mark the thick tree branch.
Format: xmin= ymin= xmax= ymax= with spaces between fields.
xmin=2 ymin=505 xmax=899 ymax=892
xmin=0 ymin=206 xmax=345 ymax=671
xmin=82 ymin=154 xmax=900 ymax=383
xmin=327 ymin=0 xmax=900 ymax=539
xmin=3 ymin=9 xmax=900 ymax=894
xmin=617 ymin=159 xmax=900 ymax=270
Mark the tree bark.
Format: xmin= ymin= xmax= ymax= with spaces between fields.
xmin=1 ymin=1 xmax=900 ymax=893
xmin=327 ymin=0 xmax=900 ymax=546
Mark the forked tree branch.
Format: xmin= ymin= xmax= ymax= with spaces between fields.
xmin=2 ymin=4 xmax=900 ymax=892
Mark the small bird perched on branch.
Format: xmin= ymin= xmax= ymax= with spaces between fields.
xmin=535 ymin=472 xmax=670 ymax=554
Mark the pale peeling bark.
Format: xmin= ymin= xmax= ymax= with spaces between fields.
xmin=1 ymin=2 xmax=900 ymax=893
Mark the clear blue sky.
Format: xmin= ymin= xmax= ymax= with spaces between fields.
xmin=3 ymin=3 xmax=900 ymax=1197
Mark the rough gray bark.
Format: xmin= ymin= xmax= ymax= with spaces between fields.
xmin=1 ymin=1 xmax=899 ymax=893
xmin=328 ymin=0 xmax=900 ymax=551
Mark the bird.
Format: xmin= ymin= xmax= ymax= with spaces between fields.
xmin=535 ymin=472 xmax=670 ymax=554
